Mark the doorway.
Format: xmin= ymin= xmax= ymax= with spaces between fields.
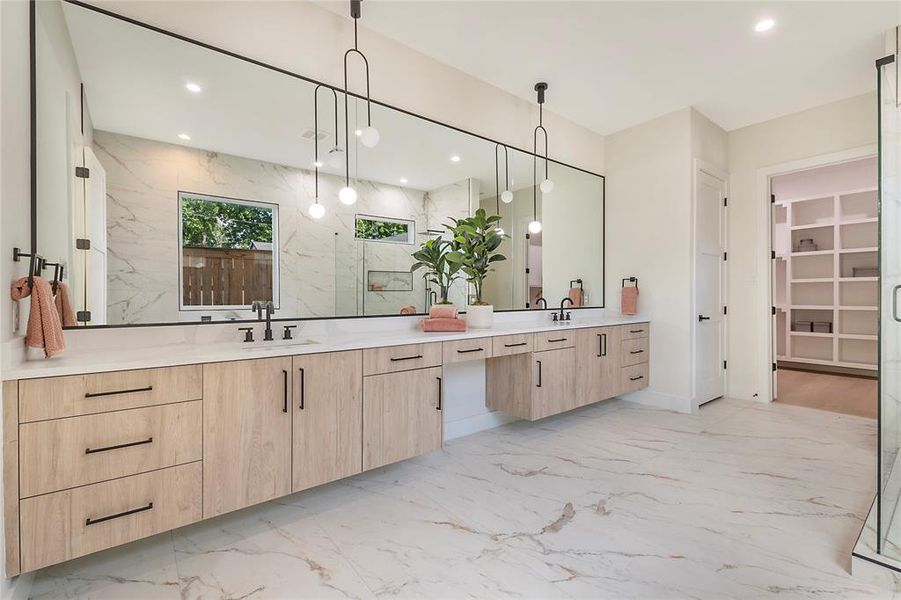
xmin=770 ymin=156 xmax=878 ymax=418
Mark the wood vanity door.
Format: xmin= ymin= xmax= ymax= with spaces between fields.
xmin=598 ymin=326 xmax=623 ymax=400
xmin=292 ymin=351 xmax=363 ymax=493
xmin=531 ymin=348 xmax=576 ymax=420
xmin=202 ymin=357 xmax=292 ymax=518
xmin=362 ymin=367 xmax=443 ymax=470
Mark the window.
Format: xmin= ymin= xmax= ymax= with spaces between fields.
xmin=354 ymin=214 xmax=415 ymax=244
xmin=178 ymin=191 xmax=279 ymax=310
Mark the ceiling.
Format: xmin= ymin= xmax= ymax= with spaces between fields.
xmin=61 ymin=2 xmax=584 ymax=197
xmin=318 ymin=1 xmax=899 ymax=134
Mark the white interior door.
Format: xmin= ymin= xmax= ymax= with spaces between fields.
xmin=694 ymin=168 xmax=727 ymax=405
xmin=83 ymin=147 xmax=107 ymax=324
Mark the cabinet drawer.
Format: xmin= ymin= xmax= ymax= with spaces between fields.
xmin=20 ymin=401 xmax=202 ymax=498
xmin=621 ymin=323 xmax=649 ymax=340
xmin=443 ymin=338 xmax=493 ymax=364
xmin=622 ymin=364 xmax=649 ymax=393
xmin=363 ymin=343 xmax=442 ymax=375
xmin=534 ymin=330 xmax=576 ymax=352
xmin=20 ymin=462 xmax=202 ymax=572
xmin=621 ymin=337 xmax=649 ymax=366
xmin=19 ymin=365 xmax=202 ymax=423
xmin=492 ymin=334 xmax=534 ymax=357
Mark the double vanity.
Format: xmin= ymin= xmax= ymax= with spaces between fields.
xmin=1 ymin=316 xmax=649 ymax=575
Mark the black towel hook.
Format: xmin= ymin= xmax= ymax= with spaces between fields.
xmin=12 ymin=247 xmax=44 ymax=288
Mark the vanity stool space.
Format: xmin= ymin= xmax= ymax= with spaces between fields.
xmin=2 ymin=321 xmax=648 ymax=575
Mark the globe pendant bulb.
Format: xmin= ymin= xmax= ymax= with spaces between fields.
xmin=500 ymin=190 xmax=513 ymax=204
xmin=528 ymin=220 xmax=542 ymax=234
xmin=360 ymin=126 xmax=380 ymax=148
xmin=540 ymin=179 xmax=554 ymax=194
xmin=326 ymin=147 xmax=344 ymax=169
xmin=309 ymin=201 xmax=325 ymax=219
xmin=339 ymin=186 xmax=357 ymax=205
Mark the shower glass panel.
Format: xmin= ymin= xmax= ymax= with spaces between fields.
xmin=879 ymin=54 xmax=901 ymax=558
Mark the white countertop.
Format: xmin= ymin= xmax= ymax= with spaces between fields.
xmin=2 ymin=313 xmax=649 ymax=381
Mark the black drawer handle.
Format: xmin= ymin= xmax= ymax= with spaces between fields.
xmin=630 ymin=375 xmax=644 ymax=381
xmin=282 ymin=369 xmax=288 ymax=413
xmin=85 ymin=437 xmax=153 ymax=455
xmin=457 ymin=347 xmax=484 ymax=354
xmin=629 ymin=329 xmax=645 ymax=334
xmin=390 ymin=354 xmax=423 ymax=362
xmin=504 ymin=342 xmax=527 ymax=348
xmin=84 ymin=385 xmax=153 ymax=399
xmin=85 ymin=502 xmax=154 ymax=526
xmin=536 ymin=360 xmax=542 ymax=387
xmin=298 ymin=367 xmax=305 ymax=410
xmin=436 ymin=376 xmax=442 ymax=410
xmin=630 ymin=350 xmax=645 ymax=355
xmin=547 ymin=338 xmax=567 ymax=343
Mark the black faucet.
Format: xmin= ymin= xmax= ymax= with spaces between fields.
xmin=558 ymin=297 xmax=573 ymax=321
xmin=535 ymin=297 xmax=547 ymax=309
xmin=252 ymin=300 xmax=276 ymax=341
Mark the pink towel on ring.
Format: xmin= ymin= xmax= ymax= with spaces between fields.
xmin=10 ymin=276 xmax=66 ymax=358
xmin=54 ymin=281 xmax=77 ymax=327
xmin=621 ymin=286 xmax=639 ymax=316
xmin=567 ymin=287 xmax=583 ymax=308
xmin=428 ymin=305 xmax=458 ymax=319
xmin=421 ymin=317 xmax=466 ymax=332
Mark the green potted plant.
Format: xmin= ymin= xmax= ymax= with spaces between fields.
xmin=446 ymin=208 xmax=507 ymax=328
xmin=410 ymin=237 xmax=461 ymax=305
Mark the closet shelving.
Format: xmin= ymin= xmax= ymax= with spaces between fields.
xmin=774 ymin=187 xmax=878 ymax=371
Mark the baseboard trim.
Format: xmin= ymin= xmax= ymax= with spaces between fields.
xmin=620 ymin=388 xmax=692 ymax=413
xmin=444 ymin=410 xmax=519 ymax=441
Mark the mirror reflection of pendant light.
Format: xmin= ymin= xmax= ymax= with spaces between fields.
xmin=310 ymin=84 xmax=338 ymax=219
xmin=529 ymin=82 xmax=551 ymax=234
xmin=340 ymin=0 xmax=379 ymax=205
xmin=494 ymin=143 xmax=509 ymax=236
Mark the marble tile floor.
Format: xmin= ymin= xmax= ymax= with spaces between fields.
xmin=29 ymin=398 xmax=890 ymax=599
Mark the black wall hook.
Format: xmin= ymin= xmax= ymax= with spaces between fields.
xmin=12 ymin=247 xmax=43 ymax=287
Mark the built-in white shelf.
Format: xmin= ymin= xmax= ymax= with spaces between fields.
xmin=774 ymin=186 xmax=878 ymax=372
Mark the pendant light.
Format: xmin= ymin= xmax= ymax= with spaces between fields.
xmin=340 ymin=0 xmax=379 ymax=206
xmin=529 ymin=82 xmax=552 ymax=234
xmin=310 ymin=84 xmax=338 ymax=219
xmin=494 ymin=143 xmax=510 ymax=236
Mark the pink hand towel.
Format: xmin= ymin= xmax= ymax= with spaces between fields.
xmin=567 ymin=287 xmax=583 ymax=308
xmin=54 ymin=281 xmax=77 ymax=327
xmin=621 ymin=286 xmax=639 ymax=316
xmin=428 ymin=305 xmax=458 ymax=319
xmin=10 ymin=277 xmax=66 ymax=358
xmin=399 ymin=305 xmax=417 ymax=315
xmin=421 ymin=317 xmax=467 ymax=332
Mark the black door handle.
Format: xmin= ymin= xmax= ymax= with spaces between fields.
xmin=536 ymin=360 xmax=542 ymax=387
xmin=298 ymin=367 xmax=305 ymax=410
xmin=436 ymin=377 xmax=442 ymax=410
xmin=282 ymin=369 xmax=288 ymax=413
xmin=698 ymin=315 xmax=710 ymax=322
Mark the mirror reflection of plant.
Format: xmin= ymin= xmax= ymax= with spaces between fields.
xmin=182 ymin=198 xmax=273 ymax=249
xmin=445 ymin=209 xmax=507 ymax=305
xmin=410 ymin=237 xmax=461 ymax=304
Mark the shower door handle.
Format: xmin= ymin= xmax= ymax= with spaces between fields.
xmin=894 ymin=284 xmax=901 ymax=322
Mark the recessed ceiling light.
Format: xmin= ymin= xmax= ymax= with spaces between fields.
xmin=754 ymin=18 xmax=775 ymax=33
xmin=185 ymin=82 xmax=202 ymax=93
xmin=178 ymin=133 xmax=191 ymax=141
xmin=450 ymin=155 xmax=461 ymax=163
xmin=400 ymin=178 xmax=408 ymax=184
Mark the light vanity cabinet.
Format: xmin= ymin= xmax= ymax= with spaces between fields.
xmin=621 ymin=324 xmax=650 ymax=393
xmin=361 ymin=343 xmax=443 ymax=470
xmin=202 ymin=357 xmax=293 ymax=518
xmin=575 ymin=325 xmax=623 ymax=405
xmin=292 ymin=351 xmax=363 ymax=492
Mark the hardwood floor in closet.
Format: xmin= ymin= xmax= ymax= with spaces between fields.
xmin=776 ymin=367 xmax=877 ymax=419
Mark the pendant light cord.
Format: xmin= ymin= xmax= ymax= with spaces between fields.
xmin=343 ymin=1 xmax=373 ymax=187
xmin=494 ymin=143 xmax=508 ymax=217
xmin=313 ymin=85 xmax=338 ymax=202
xmin=532 ymin=82 xmax=549 ymax=221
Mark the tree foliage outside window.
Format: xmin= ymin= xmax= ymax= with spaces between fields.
xmin=355 ymin=216 xmax=412 ymax=243
xmin=181 ymin=194 xmax=274 ymax=249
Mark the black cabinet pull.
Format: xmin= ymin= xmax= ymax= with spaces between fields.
xmin=602 ymin=333 xmax=607 ymax=357
xmin=436 ymin=377 xmax=442 ymax=410
xmin=85 ymin=437 xmax=153 ymax=455
xmin=456 ymin=347 xmax=483 ymax=354
xmin=630 ymin=375 xmax=644 ymax=381
xmin=547 ymin=338 xmax=567 ymax=343
xmin=85 ymin=502 xmax=154 ymax=526
xmin=597 ymin=334 xmax=603 ymax=357
xmin=390 ymin=354 xmax=423 ymax=362
xmin=629 ymin=329 xmax=644 ymax=334
xmin=536 ymin=360 xmax=542 ymax=387
xmin=504 ymin=342 xmax=527 ymax=348
xmin=630 ymin=350 xmax=645 ymax=355
xmin=298 ymin=367 xmax=305 ymax=410
xmin=282 ymin=370 xmax=288 ymax=413
xmin=85 ymin=385 xmax=153 ymax=399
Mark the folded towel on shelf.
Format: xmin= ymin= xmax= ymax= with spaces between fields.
xmin=428 ymin=305 xmax=458 ymax=319
xmin=421 ymin=317 xmax=467 ymax=332
xmin=621 ymin=285 xmax=639 ymax=316
xmin=10 ymin=276 xmax=66 ymax=358
xmin=54 ymin=281 xmax=77 ymax=327
xmin=567 ymin=287 xmax=583 ymax=307
xmin=399 ymin=305 xmax=417 ymax=315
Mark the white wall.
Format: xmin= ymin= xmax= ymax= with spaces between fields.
xmin=726 ymin=92 xmax=877 ymax=401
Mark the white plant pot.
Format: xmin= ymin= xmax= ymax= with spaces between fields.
xmin=466 ymin=304 xmax=494 ymax=329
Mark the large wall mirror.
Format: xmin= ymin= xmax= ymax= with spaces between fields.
xmin=34 ymin=0 xmax=605 ymax=327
